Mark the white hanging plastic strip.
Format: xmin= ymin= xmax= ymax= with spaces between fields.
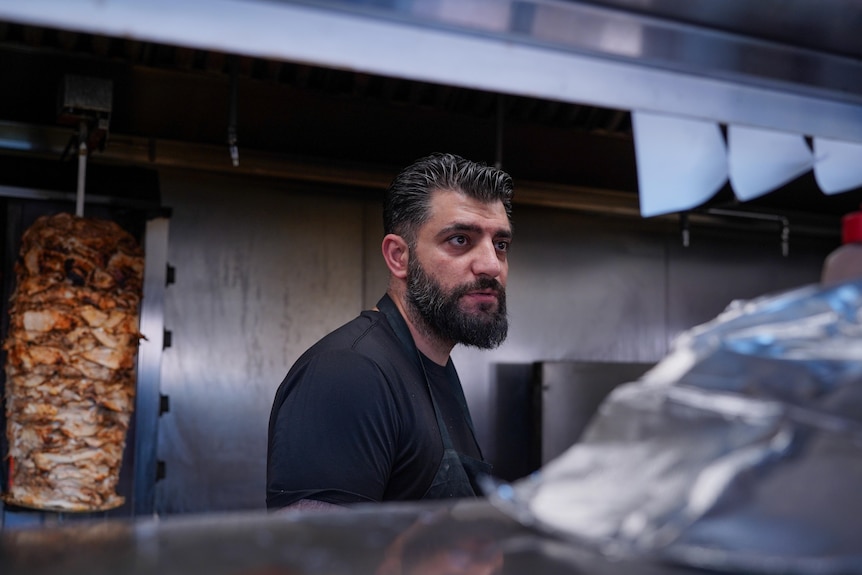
xmin=727 ymin=125 xmax=813 ymax=201
xmin=632 ymin=111 xmax=727 ymax=217
xmin=813 ymin=137 xmax=862 ymax=195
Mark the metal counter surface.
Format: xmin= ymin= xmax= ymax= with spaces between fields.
xmin=0 ymin=500 xmax=703 ymax=575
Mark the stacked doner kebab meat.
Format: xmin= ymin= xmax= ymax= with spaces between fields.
xmin=3 ymin=213 xmax=144 ymax=511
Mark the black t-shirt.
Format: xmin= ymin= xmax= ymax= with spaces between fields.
xmin=266 ymin=296 xmax=483 ymax=509
xmin=419 ymin=354 xmax=481 ymax=454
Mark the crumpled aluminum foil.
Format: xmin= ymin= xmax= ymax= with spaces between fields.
xmin=488 ymin=279 xmax=862 ymax=574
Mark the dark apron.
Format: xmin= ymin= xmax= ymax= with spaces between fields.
xmin=377 ymin=295 xmax=492 ymax=499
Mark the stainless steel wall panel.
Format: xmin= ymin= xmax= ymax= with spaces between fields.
xmin=133 ymin=217 xmax=171 ymax=516
xmin=146 ymin=170 xmax=837 ymax=513
xmin=361 ymin=199 xmax=389 ymax=311
xmin=665 ymin=226 xmax=836 ymax=343
xmin=156 ymin=170 xmax=366 ymax=513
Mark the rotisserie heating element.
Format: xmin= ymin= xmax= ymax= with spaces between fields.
xmin=3 ymin=213 xmax=144 ymax=511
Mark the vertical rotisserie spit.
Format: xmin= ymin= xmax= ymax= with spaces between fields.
xmin=3 ymin=213 xmax=144 ymax=511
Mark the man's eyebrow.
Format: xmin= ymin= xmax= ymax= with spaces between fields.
xmin=438 ymin=222 xmax=513 ymax=239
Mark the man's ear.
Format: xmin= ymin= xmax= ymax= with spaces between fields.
xmin=381 ymin=234 xmax=409 ymax=279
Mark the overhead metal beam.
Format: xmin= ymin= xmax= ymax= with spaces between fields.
xmin=0 ymin=119 xmax=642 ymax=216
xmin=1 ymin=0 xmax=861 ymax=143
xmin=0 ymin=120 xmax=841 ymax=238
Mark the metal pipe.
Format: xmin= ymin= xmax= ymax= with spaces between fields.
xmin=680 ymin=212 xmax=690 ymax=247
xmin=228 ymin=56 xmax=239 ymax=167
xmin=704 ymin=207 xmax=792 ymax=256
xmin=76 ymin=121 xmax=87 ymax=217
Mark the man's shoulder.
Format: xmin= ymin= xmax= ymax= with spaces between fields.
xmin=295 ymin=309 xmax=408 ymax=371
xmin=272 ymin=308 xmax=419 ymax=412
xmin=308 ymin=309 xmax=389 ymax=353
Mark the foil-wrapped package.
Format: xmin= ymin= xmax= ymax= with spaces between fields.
xmin=490 ymin=280 xmax=862 ymax=574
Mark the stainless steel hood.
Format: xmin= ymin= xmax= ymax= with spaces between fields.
xmin=1 ymin=0 xmax=861 ymax=143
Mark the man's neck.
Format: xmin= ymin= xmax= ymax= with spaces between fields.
xmin=387 ymin=289 xmax=453 ymax=366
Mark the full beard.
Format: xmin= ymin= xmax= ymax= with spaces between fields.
xmin=406 ymin=257 xmax=508 ymax=349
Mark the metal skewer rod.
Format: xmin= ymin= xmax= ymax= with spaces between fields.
xmin=76 ymin=121 xmax=87 ymax=217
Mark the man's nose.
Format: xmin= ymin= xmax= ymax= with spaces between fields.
xmin=472 ymin=239 xmax=503 ymax=278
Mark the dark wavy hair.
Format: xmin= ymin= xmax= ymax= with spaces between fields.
xmin=383 ymin=153 xmax=513 ymax=245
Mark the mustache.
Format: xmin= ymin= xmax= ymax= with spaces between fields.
xmin=455 ymin=276 xmax=504 ymax=297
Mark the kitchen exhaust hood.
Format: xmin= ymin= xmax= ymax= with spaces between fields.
xmin=0 ymin=0 xmax=860 ymax=145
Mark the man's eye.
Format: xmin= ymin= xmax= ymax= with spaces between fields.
xmin=496 ymin=240 xmax=510 ymax=252
xmin=449 ymin=235 xmax=468 ymax=246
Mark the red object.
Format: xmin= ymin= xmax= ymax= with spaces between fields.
xmin=823 ymin=204 xmax=862 ymax=285
xmin=842 ymin=206 xmax=862 ymax=244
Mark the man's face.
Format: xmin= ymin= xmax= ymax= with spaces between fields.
xmin=406 ymin=189 xmax=511 ymax=349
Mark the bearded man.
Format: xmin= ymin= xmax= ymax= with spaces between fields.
xmin=266 ymin=153 xmax=514 ymax=511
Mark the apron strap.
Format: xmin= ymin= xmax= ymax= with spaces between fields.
xmin=376 ymin=294 xmax=482 ymax=457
